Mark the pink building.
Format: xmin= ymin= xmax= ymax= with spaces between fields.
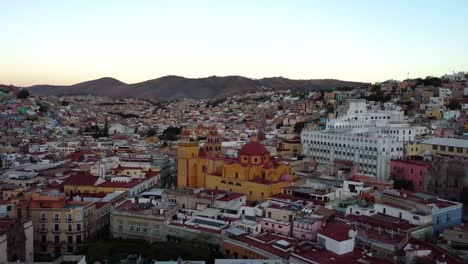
xmin=436 ymin=127 xmax=455 ymax=138
xmin=260 ymin=218 xmax=291 ymax=236
xmin=390 ymin=159 xmax=430 ymax=192
xmin=292 ymin=218 xmax=323 ymax=240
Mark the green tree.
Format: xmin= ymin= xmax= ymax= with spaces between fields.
xmin=447 ymin=100 xmax=461 ymax=110
xmin=147 ymin=128 xmax=157 ymax=137
xmin=102 ymin=118 xmax=109 ymax=137
xmin=159 ymin=126 xmax=181 ymax=141
xmin=17 ymin=89 xmax=30 ymax=99
xmin=423 ymin=77 xmax=442 ymax=87
xmin=294 ymin=122 xmax=306 ymax=134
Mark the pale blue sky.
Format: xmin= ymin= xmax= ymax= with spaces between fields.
xmin=1 ymin=0 xmax=467 ymax=86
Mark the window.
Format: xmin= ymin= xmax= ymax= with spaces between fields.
xmin=383 ymin=208 xmax=386 ymax=214
xmin=235 ymin=172 xmax=238 ymax=178
xmin=55 ymin=224 xmax=59 ymax=231
xmin=68 ymin=236 xmax=73 ymax=244
xmin=41 ymin=235 xmax=46 ymax=243
xmin=40 ymin=213 xmax=46 ymax=221
xmin=457 ymin=147 xmax=463 ymax=153
xmin=54 ymin=213 xmax=59 ymax=221
xmin=448 ymin=146 xmax=454 ymax=152
xmin=440 ymin=146 xmax=446 ymax=151
xmin=118 ymin=224 xmax=123 ymax=231
xmin=67 ymin=213 xmax=72 ymax=222
xmin=55 ymin=235 xmax=60 ymax=243
xmin=136 ymin=225 xmax=141 ymax=232
xmin=77 ymin=224 xmax=81 ymax=231
xmin=76 ymin=235 xmax=82 ymax=244
xmin=432 ymin=145 xmax=438 ymax=150
xmin=68 ymin=224 xmax=72 ymax=232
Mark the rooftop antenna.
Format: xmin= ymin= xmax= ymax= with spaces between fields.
xmin=407 ymin=72 xmax=409 ymax=80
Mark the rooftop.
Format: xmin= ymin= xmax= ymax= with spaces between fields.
xmin=421 ymin=137 xmax=468 ymax=148
xmin=318 ymin=221 xmax=352 ymax=242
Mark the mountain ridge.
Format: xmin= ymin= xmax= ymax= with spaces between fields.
xmin=19 ymin=75 xmax=369 ymax=101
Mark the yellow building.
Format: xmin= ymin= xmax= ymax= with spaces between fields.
xmin=277 ymin=139 xmax=302 ymax=157
xmin=420 ymin=138 xmax=468 ymax=158
xmin=405 ymin=142 xmax=422 ymax=157
xmin=178 ymin=127 xmax=294 ymax=202
xmin=425 ymin=107 xmax=443 ymax=120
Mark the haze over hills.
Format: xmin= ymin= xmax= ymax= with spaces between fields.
xmin=23 ymin=76 xmax=368 ymax=101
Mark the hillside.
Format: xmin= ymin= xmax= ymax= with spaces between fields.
xmin=29 ymin=77 xmax=126 ymax=96
xmin=25 ymin=75 xmax=368 ymax=101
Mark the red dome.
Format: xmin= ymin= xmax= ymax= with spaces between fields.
xmin=239 ymin=141 xmax=269 ymax=156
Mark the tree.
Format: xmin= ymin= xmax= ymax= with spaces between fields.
xmin=294 ymin=122 xmax=306 ymax=134
xmin=17 ymin=90 xmax=30 ymax=99
xmin=393 ymin=178 xmax=414 ymax=191
xmin=102 ymin=118 xmax=109 ymax=137
xmin=158 ymin=126 xmax=181 ymax=141
xmin=147 ymin=128 xmax=157 ymax=137
xmin=423 ymin=77 xmax=442 ymax=87
xmin=447 ymin=100 xmax=461 ymax=110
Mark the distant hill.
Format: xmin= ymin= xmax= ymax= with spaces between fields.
xmin=29 ymin=77 xmax=127 ymax=97
xmin=23 ymin=75 xmax=368 ymax=101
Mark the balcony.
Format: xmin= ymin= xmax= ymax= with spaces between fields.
xmin=52 ymin=229 xmax=62 ymax=234
xmin=53 ymin=218 xmax=61 ymax=223
xmin=40 ymin=218 xmax=47 ymax=222
xmin=39 ymin=228 xmax=48 ymax=233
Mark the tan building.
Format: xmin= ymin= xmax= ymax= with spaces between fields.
xmin=30 ymin=191 xmax=97 ymax=256
xmin=420 ymin=138 xmax=468 ymax=158
xmin=110 ymin=198 xmax=177 ymax=242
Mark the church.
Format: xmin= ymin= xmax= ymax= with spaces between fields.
xmin=177 ymin=126 xmax=294 ymax=202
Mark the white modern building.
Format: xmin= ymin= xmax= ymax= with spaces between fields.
xmin=302 ymin=129 xmax=403 ymax=179
xmin=301 ymin=99 xmax=424 ymax=180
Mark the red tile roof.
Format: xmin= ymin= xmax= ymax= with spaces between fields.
xmin=64 ymin=174 xmax=99 ymax=186
xmin=318 ymin=221 xmax=352 ymax=242
xmin=292 ymin=246 xmax=391 ymax=264
xmin=96 ymin=179 xmax=141 ymax=188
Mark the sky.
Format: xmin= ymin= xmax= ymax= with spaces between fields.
xmin=1 ymin=0 xmax=468 ymax=86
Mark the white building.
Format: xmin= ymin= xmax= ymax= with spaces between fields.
xmin=302 ymin=99 xmax=423 ymax=180
xmin=302 ymin=129 xmax=403 ymax=180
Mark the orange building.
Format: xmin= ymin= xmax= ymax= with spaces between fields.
xmin=30 ymin=190 xmax=97 ymax=256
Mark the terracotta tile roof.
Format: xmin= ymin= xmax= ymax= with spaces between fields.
xmin=318 ymin=221 xmax=351 ymax=242
xmin=64 ymin=174 xmax=99 ymax=186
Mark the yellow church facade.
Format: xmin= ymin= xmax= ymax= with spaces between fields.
xmin=178 ymin=128 xmax=294 ymax=202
